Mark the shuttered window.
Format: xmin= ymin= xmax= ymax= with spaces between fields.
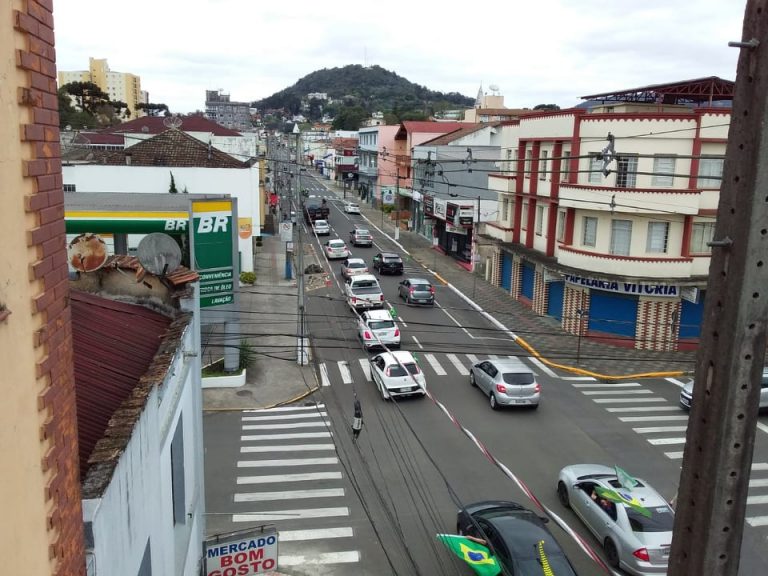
xmin=610 ymin=219 xmax=633 ymax=256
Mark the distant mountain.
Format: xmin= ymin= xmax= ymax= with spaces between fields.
xmin=254 ymin=64 xmax=475 ymax=115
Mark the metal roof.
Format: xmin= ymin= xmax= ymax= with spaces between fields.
xmin=580 ymin=76 xmax=735 ymax=105
xmin=65 ymin=191 xmax=230 ymax=211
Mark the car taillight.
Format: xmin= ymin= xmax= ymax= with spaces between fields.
xmin=380 ymin=294 xmax=384 ymax=301
xmin=534 ymin=383 xmax=541 ymax=393
xmin=429 ymin=286 xmax=435 ymax=294
xmin=394 ymin=328 xmax=400 ymax=337
xmin=632 ymin=548 xmax=650 ymax=562
xmin=409 ymin=287 xmax=415 ymax=293
xmin=495 ymin=383 xmax=507 ymax=393
xmin=363 ymin=331 xmax=372 ymax=339
xmin=351 ymin=297 xmax=357 ymax=304
xmin=385 ymin=367 xmax=392 ymax=376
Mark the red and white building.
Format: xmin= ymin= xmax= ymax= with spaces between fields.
xmin=480 ymin=77 xmax=733 ymax=351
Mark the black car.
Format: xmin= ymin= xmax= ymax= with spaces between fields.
xmin=373 ymin=252 xmax=403 ymax=275
xmin=457 ymin=501 xmax=579 ymax=576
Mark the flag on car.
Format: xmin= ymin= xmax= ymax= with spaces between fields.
xmin=615 ymin=465 xmax=639 ymax=489
xmin=595 ymin=486 xmax=652 ymax=518
xmin=436 ymin=534 xmax=501 ymax=576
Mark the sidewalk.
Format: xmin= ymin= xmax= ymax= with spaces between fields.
xmin=324 ymin=177 xmax=697 ymax=378
xmin=202 ymin=234 xmax=319 ymax=411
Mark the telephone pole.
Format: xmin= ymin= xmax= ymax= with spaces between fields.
xmin=293 ymin=124 xmax=308 ymax=365
xmin=669 ymin=3 xmax=768 ymax=574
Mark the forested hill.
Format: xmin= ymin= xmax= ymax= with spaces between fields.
xmin=254 ymin=65 xmax=475 ymax=113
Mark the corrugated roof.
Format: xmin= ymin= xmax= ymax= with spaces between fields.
xmin=401 ymin=121 xmax=467 ymax=133
xmin=420 ymin=122 xmax=499 ymax=146
xmin=106 ymin=115 xmax=243 ymax=136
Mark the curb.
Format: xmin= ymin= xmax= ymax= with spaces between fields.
xmin=202 ymin=385 xmax=321 ymax=413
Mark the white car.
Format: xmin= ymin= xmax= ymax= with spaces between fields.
xmin=324 ymin=239 xmax=349 ymax=260
xmin=369 ymin=351 xmax=426 ymax=400
xmin=340 ymin=257 xmax=369 ymax=279
xmin=358 ymin=309 xmax=400 ymax=350
xmin=313 ymin=219 xmax=330 ymax=236
xmin=344 ymin=202 xmax=361 ymax=214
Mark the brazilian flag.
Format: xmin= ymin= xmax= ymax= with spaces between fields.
xmin=437 ymin=534 xmax=501 ymax=576
xmin=595 ymin=486 xmax=652 ymax=518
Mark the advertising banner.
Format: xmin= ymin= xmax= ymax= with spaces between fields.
xmin=564 ymin=273 xmax=680 ymax=297
xmin=205 ymin=529 xmax=278 ymax=575
xmin=192 ymin=200 xmax=235 ymax=308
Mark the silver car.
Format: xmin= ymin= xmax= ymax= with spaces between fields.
xmin=358 ymin=309 xmax=400 ymax=350
xmin=469 ymin=357 xmax=540 ymax=410
xmin=557 ymin=464 xmax=674 ymax=575
xmin=397 ymin=278 xmax=435 ymax=306
xmin=679 ymin=367 xmax=768 ymax=410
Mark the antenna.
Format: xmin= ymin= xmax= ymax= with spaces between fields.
xmin=68 ymin=233 xmax=108 ymax=272
xmin=163 ymin=114 xmax=183 ymax=130
xmin=137 ymin=233 xmax=182 ymax=276
xmin=489 ymin=84 xmax=500 ymax=94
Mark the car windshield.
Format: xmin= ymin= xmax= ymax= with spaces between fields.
xmin=356 ymin=230 xmax=371 ymax=236
xmin=626 ymin=505 xmax=675 ymax=532
xmin=502 ymin=372 xmax=535 ymax=385
xmin=388 ymin=362 xmax=420 ymax=377
xmin=352 ymin=286 xmax=381 ymax=295
xmin=369 ymin=320 xmax=394 ymax=330
xmin=329 ymin=242 xmax=345 ymax=248
xmin=384 ymin=256 xmax=402 ymax=262
xmin=411 ymin=283 xmax=431 ymax=291
xmin=348 ymin=262 xmax=366 ymax=269
xmin=315 ymin=220 xmax=327 ymax=226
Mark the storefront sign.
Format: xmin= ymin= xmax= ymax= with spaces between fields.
xmin=446 ymin=223 xmax=468 ymax=235
xmin=564 ymin=274 xmax=679 ymax=297
xmin=434 ymin=198 xmax=447 ymax=221
xmin=205 ymin=529 xmax=278 ymax=575
xmin=458 ymin=205 xmax=475 ymax=227
xmin=446 ymin=203 xmax=457 ymax=221
xmin=382 ymin=190 xmax=395 ymax=205
xmin=680 ymin=286 xmax=700 ymax=303
xmin=192 ymin=200 xmax=235 ymax=308
xmin=424 ymin=195 xmax=434 ymax=216
xmin=65 ymin=211 xmax=189 ymax=234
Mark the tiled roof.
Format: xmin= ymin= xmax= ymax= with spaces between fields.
xmin=420 ymin=123 xmax=499 ymax=146
xmin=74 ymin=132 xmax=124 ymax=145
xmin=104 ymin=255 xmax=200 ymax=287
xmin=106 ymin=115 xmax=242 ymax=136
xmin=72 ymin=291 xmax=181 ymax=494
xmin=395 ymin=121 xmax=468 ymax=140
xmin=95 ymin=129 xmax=248 ymax=168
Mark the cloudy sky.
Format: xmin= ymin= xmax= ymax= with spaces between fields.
xmin=54 ymin=0 xmax=746 ymax=114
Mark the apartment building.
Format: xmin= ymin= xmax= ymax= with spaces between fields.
xmin=58 ymin=58 xmax=145 ymax=118
xmin=205 ymin=89 xmax=252 ymax=131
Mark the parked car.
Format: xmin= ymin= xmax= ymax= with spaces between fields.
xmin=324 ymin=239 xmax=349 ymax=260
xmin=358 ymin=309 xmax=400 ymax=350
xmin=313 ymin=219 xmax=330 ymax=236
xmin=341 ymin=257 xmax=369 ymax=280
xmin=456 ymin=501 xmax=579 ymax=576
xmin=398 ymin=278 xmax=435 ymax=306
xmin=557 ymin=464 xmax=674 ymax=575
xmin=470 ymin=357 xmax=540 ymax=410
xmin=679 ymin=367 xmax=768 ymax=410
xmin=372 ymin=252 xmax=404 ymax=275
xmin=344 ymin=202 xmax=361 ymax=214
xmin=349 ymin=227 xmax=373 ymax=247
xmin=345 ymin=274 xmax=385 ymax=310
xmin=369 ymin=351 xmax=426 ymax=400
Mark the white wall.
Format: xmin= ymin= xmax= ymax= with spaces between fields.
xmin=63 ymin=164 xmax=259 ymax=272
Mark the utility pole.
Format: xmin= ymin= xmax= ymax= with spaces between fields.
xmin=669 ymin=4 xmax=768 ymax=574
xmin=394 ymin=170 xmax=401 ymax=240
xmin=293 ymin=124 xmax=308 ymax=365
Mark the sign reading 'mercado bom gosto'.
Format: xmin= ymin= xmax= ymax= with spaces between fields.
xmin=205 ymin=529 xmax=278 ymax=575
xmin=192 ymin=200 xmax=235 ymax=308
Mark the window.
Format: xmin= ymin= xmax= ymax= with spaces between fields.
xmin=561 ymin=150 xmax=571 ymax=182
xmin=588 ymin=153 xmax=603 ymax=184
xmin=536 ymin=205 xmax=544 ymax=235
xmin=170 ymin=419 xmax=186 ymax=525
xmin=521 ymin=201 xmax=529 ymax=229
xmin=505 ymin=149 xmax=513 ymax=172
xmin=616 ymin=155 xmax=638 ymax=188
xmin=698 ymin=156 xmax=724 ymax=188
xmin=539 ymin=150 xmax=548 ymax=180
xmin=63 ymin=184 xmax=76 ymax=193
xmin=582 ymin=216 xmax=597 ymax=247
xmin=525 ymin=151 xmax=532 ymax=179
xmin=557 ymin=211 xmax=566 ymax=242
xmin=502 ymin=198 xmax=510 ymax=223
xmin=646 ymin=221 xmax=669 ymax=253
xmin=652 ymin=156 xmax=676 ymax=186
xmin=690 ymin=221 xmax=716 ymax=254
xmin=610 ymin=220 xmax=633 ymax=256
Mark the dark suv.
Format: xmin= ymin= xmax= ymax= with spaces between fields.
xmin=373 ymin=252 xmax=403 ymax=275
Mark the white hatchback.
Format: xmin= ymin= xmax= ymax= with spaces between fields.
xmin=324 ymin=239 xmax=349 ymax=260
xmin=358 ymin=309 xmax=400 ymax=350
xmin=344 ymin=202 xmax=361 ymax=214
xmin=313 ymin=219 xmax=330 ymax=236
xmin=369 ymin=351 xmax=426 ymax=400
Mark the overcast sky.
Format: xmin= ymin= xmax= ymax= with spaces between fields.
xmin=54 ymin=0 xmax=746 ymax=114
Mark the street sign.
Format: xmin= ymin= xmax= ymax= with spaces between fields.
xmin=192 ymin=200 xmax=235 ymax=308
xmin=279 ymin=221 xmax=292 ymax=242
xmin=204 ymin=528 xmax=278 ymax=575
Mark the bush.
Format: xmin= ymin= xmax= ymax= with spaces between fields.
xmin=238 ymin=340 xmax=256 ymax=371
xmin=240 ymin=271 xmax=256 ymax=284
xmin=382 ymin=205 xmax=394 ymax=214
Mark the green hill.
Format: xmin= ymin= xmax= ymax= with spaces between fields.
xmin=254 ymin=64 xmax=474 ymax=116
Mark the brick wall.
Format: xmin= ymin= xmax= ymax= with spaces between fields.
xmin=563 ymin=284 xmax=589 ymax=335
xmin=15 ymin=1 xmax=86 ymax=574
xmin=636 ymin=298 xmax=680 ymax=352
xmin=490 ymin=249 xmax=501 ymax=287
xmin=510 ymin=257 xmax=522 ymax=299
xmin=531 ymin=268 xmax=547 ymax=315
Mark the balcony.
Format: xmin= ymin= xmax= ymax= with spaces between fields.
xmin=482 ymin=221 xmax=514 ymax=243
xmin=557 ymin=245 xmax=694 ymax=279
xmin=558 ymin=184 xmax=701 ymax=215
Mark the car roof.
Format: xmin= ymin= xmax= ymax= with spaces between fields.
xmin=381 ymin=252 xmax=400 ymax=258
xmin=376 ymin=350 xmax=417 ymax=363
xmin=354 ymin=228 xmax=370 ymax=233
xmin=566 ymin=465 xmax=667 ymax=506
xmin=488 ymin=358 xmax=532 ymax=372
xmin=364 ymin=309 xmax=394 ymax=321
xmin=314 ymin=219 xmax=328 ymax=225
xmin=328 ymin=239 xmax=346 ymax=245
xmin=350 ymin=273 xmax=378 ymax=282
xmin=406 ymin=277 xmax=432 ymax=284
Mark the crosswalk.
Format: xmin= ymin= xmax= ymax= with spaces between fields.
xmin=574 ymin=381 xmax=768 ymax=530
xmin=235 ymin=404 xmax=361 ymax=570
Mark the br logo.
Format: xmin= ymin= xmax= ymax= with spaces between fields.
xmin=197 ymin=216 xmax=229 ymax=233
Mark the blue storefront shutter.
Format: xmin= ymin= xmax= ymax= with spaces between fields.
xmin=547 ymin=281 xmax=564 ymax=321
xmin=521 ymin=261 xmax=535 ymax=299
xmin=680 ymin=291 xmax=706 ymax=339
xmin=501 ymin=253 xmax=513 ymax=291
xmin=588 ymin=290 xmax=638 ymax=337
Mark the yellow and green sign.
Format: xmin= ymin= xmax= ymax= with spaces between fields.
xmin=192 ymin=200 xmax=235 ymax=308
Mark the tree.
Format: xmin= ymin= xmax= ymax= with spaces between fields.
xmin=308 ymin=98 xmax=323 ymax=121
xmin=137 ymin=102 xmax=170 ymax=117
xmin=332 ymin=106 xmax=367 ymax=130
xmin=57 ymin=87 xmax=99 ymax=129
xmin=169 ymin=171 xmax=178 ymax=194
xmin=60 ymin=81 xmax=110 ymax=114
xmin=533 ymin=104 xmax=561 ymax=111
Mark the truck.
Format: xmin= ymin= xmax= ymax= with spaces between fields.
xmin=304 ymin=197 xmax=330 ymax=224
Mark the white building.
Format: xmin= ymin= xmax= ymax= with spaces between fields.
xmin=481 ymin=77 xmax=733 ymax=351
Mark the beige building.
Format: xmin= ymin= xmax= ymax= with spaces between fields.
xmin=2 ymin=1 xmax=85 ymax=575
xmin=58 ymin=57 xmax=145 ymax=118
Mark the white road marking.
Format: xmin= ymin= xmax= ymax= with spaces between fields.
xmin=466 ymin=354 xmax=480 ymax=365
xmin=320 ymin=363 xmax=330 ymax=387
xmin=234 ymin=507 xmax=349 ymax=522
xmin=528 ymin=356 xmax=558 ymax=378
xmin=758 ymin=422 xmax=768 ymax=437
xmin=747 ymin=495 xmax=768 ymax=505
xmin=753 ymin=463 xmax=768 ymax=471
xmin=242 ymin=422 xmax=330 ymax=430
xmin=359 ymin=358 xmax=371 ymax=381
xmin=750 ymin=478 xmax=768 ymax=488
xmin=573 ymin=383 xmax=641 ymax=388
xmin=619 ymin=415 xmax=688 ymax=422
xmin=488 ymin=354 xmax=499 ymax=359
xmin=447 ymin=354 xmax=470 ymax=375
xmin=241 ymin=432 xmax=332 ymax=441
xmin=633 ymin=426 xmax=688 ymax=434
xmin=665 ymin=451 xmax=684 ymax=459
xmin=240 ymin=444 xmax=335 ymax=453
xmin=438 ymin=302 xmax=476 ymax=339
xmin=561 ymin=376 xmax=598 ymax=381
xmin=412 ymin=335 xmax=424 ymax=349
xmin=582 ymin=390 xmax=653 ymax=396
xmin=244 ymin=404 xmax=325 ymax=413
xmin=606 ymin=406 xmax=681 ymax=413
xmin=593 ymin=398 xmax=667 ymax=404
xmin=746 ymin=516 xmax=768 ymax=527
xmin=279 ymin=527 xmax=354 ymax=542
xmin=279 ymin=551 xmax=360 ymax=566
xmin=235 ymin=488 xmax=345 ymax=502
xmin=338 ymin=361 xmax=353 ymax=384
xmin=237 ymin=457 xmax=338 ymax=467
xmin=665 ymin=377 xmax=688 ymax=388
xmin=424 ymin=353 xmax=447 ymax=375
xmin=242 ymin=412 xmax=328 ymax=421
xmin=647 ymin=437 xmax=687 ymax=445
xmin=237 ymin=471 xmax=342 ymax=484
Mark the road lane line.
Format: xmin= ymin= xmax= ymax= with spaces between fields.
xmin=753 ymin=463 xmax=768 ymax=471
xmin=437 ymin=302 xmax=476 ymax=339
xmin=359 ymin=358 xmax=371 ymax=381
xmin=647 ymin=438 xmax=687 ymax=445
xmin=746 ymin=517 xmax=768 ymax=527
xmin=665 ymin=377 xmax=688 ymax=388
xmin=233 ymin=507 xmax=349 ymax=522
xmin=240 ymin=444 xmax=335 ymax=453
xmin=424 ymin=353 xmax=447 ymax=375
xmin=237 ymin=471 xmax=342 ymax=484
xmin=235 ymin=488 xmax=345 ymax=502
xmin=573 ymin=383 xmax=641 ymax=388
xmin=606 ymin=406 xmax=681 ymax=412
xmin=561 ymin=376 xmax=598 ymax=381
xmin=241 ymin=432 xmax=332 ymax=441
xmin=242 ymin=412 xmax=328 ymax=421
xmin=466 ymin=354 xmax=480 ymax=365
xmin=237 ymin=457 xmax=338 ymax=467
xmin=279 ymin=528 xmax=353 ymax=541
xmin=750 ymin=478 xmax=768 ymax=488
xmin=488 ymin=354 xmax=499 ymax=359
xmin=320 ymin=363 xmax=330 ymax=387
xmin=447 ymin=354 xmax=470 ymax=375
xmin=633 ymin=426 xmax=688 ymax=434
xmin=338 ymin=361 xmax=353 ymax=384
xmin=758 ymin=422 xmax=768 ymax=437
xmin=593 ymin=398 xmax=667 ymax=404
xmin=245 ymin=405 xmax=325 ymax=413
xmin=242 ymin=422 xmax=331 ymax=430
xmin=619 ymin=415 xmax=689 ymax=422
xmin=582 ymin=390 xmax=653 ymax=395
xmin=279 ymin=551 xmax=360 ymax=566
xmin=412 ymin=335 xmax=424 ymax=349
xmin=528 ymin=356 xmax=558 ymax=378
xmin=665 ymin=451 xmax=684 ymax=459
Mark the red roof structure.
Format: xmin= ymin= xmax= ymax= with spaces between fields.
xmin=421 ymin=122 xmax=499 ymax=146
xmin=581 ymin=76 xmax=735 ymax=105
xmin=106 ymin=115 xmax=242 ymax=136
xmin=395 ymin=121 xmax=467 ymax=139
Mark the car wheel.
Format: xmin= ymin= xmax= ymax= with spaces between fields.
xmin=604 ymin=539 xmax=620 ymax=568
xmin=490 ymin=393 xmax=500 ymax=410
xmin=469 ymin=371 xmax=477 ymax=387
xmin=557 ymin=481 xmax=570 ymax=508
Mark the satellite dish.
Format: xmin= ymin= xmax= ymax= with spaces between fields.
xmin=164 ymin=114 xmax=183 ymax=130
xmin=137 ymin=233 xmax=182 ymax=276
xmin=68 ymin=233 xmax=108 ymax=272
xmin=489 ymin=84 xmax=500 ymax=92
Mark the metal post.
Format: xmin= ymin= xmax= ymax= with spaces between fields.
xmin=669 ymin=4 xmax=768 ymax=574
xmin=294 ymin=128 xmax=308 ymax=365
xmin=575 ymin=309 xmax=584 ymax=364
xmin=394 ymin=171 xmax=400 ymax=240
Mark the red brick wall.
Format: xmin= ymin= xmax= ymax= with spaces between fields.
xmin=636 ymin=298 xmax=680 ymax=352
xmin=15 ymin=1 xmax=86 ymax=574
